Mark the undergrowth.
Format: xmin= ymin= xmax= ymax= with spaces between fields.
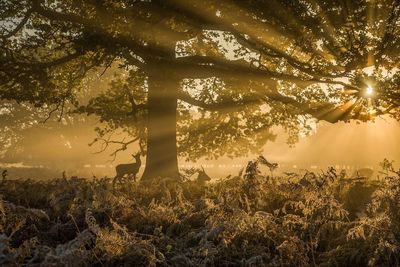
xmin=0 ymin=158 xmax=399 ymax=266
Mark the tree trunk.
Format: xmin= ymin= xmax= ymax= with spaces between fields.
xmin=141 ymin=67 xmax=180 ymax=181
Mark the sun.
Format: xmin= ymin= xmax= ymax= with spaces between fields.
xmin=365 ymin=86 xmax=374 ymax=96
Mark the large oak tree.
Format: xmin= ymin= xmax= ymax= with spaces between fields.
xmin=1 ymin=0 xmax=399 ymax=180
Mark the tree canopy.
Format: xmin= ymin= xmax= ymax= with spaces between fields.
xmin=1 ymin=0 xmax=399 ymax=179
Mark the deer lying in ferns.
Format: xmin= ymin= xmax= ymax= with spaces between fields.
xmin=113 ymin=153 xmax=141 ymax=186
xmin=196 ymin=166 xmax=212 ymax=185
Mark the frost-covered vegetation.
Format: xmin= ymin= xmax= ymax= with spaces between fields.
xmin=0 ymin=159 xmax=399 ymax=267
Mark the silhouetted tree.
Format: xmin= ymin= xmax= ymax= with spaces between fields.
xmin=1 ymin=0 xmax=399 ymax=180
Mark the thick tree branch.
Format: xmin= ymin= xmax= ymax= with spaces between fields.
xmin=26 ymin=51 xmax=86 ymax=68
xmin=177 ymin=91 xmax=260 ymax=111
xmin=31 ymin=0 xmax=178 ymax=62
xmin=167 ymin=56 xmax=359 ymax=90
xmin=166 ymin=0 xmax=346 ymax=79
xmin=177 ymin=83 xmax=356 ymax=124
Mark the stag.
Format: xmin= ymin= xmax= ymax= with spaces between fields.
xmin=1 ymin=170 xmax=8 ymax=183
xmin=113 ymin=153 xmax=141 ymax=186
xmin=196 ymin=166 xmax=211 ymax=185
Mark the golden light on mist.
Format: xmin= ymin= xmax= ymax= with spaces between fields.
xmin=365 ymin=86 xmax=374 ymax=97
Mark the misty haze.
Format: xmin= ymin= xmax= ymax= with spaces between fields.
xmin=1 ymin=116 xmax=399 ymax=179
xmin=1 ymin=0 xmax=400 ymax=266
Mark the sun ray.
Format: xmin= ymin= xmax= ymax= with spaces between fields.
xmin=315 ymin=99 xmax=357 ymax=122
xmin=170 ymin=0 xmax=326 ymax=67
xmin=308 ymin=0 xmax=345 ymax=54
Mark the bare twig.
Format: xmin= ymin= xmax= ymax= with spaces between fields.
xmin=41 ymin=102 xmax=62 ymax=123
xmin=91 ymin=134 xmax=140 ymax=162
xmin=99 ymin=56 xmax=116 ymax=77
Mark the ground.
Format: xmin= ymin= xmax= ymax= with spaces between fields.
xmin=0 ymin=162 xmax=399 ymax=266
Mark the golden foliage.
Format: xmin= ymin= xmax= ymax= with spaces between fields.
xmin=0 ymin=160 xmax=399 ymax=266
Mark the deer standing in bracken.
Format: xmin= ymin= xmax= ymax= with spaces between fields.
xmin=113 ymin=153 xmax=141 ymax=187
xmin=1 ymin=170 xmax=8 ymax=184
